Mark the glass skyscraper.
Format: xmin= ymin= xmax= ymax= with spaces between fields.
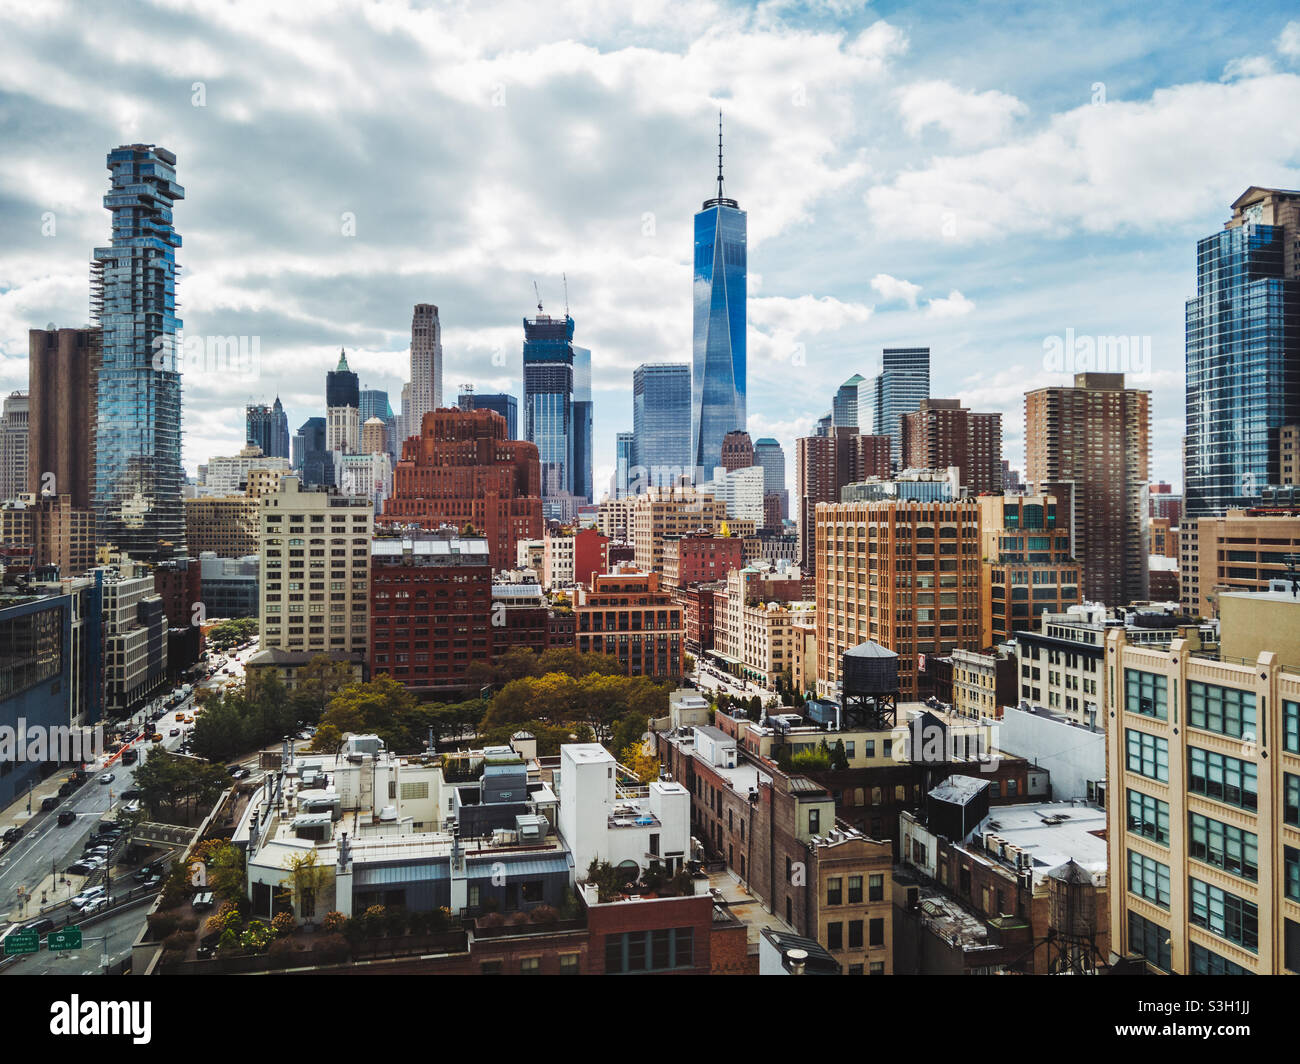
xmin=246 ymin=396 xmax=290 ymax=459
xmin=92 ymin=144 xmax=185 ymax=559
xmin=1185 ymin=188 xmax=1300 ymax=518
xmin=832 ymin=374 xmax=866 ymax=430
xmin=691 ymin=120 xmax=746 ymax=481
xmin=872 ymin=347 xmax=930 ymax=470
xmin=572 ymin=345 xmax=594 ymax=505
xmin=458 ymin=391 xmax=518 ymax=440
xmin=614 ymin=431 xmax=634 ymax=499
xmin=523 ymin=312 xmax=575 ymax=513
xmin=633 ymin=362 xmax=692 ymax=492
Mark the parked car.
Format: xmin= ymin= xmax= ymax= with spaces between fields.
xmin=58 ymin=782 xmax=75 ymax=797
xmin=79 ymin=897 xmax=109 ymax=915
xmin=65 ymin=862 xmax=90 ymax=876
xmin=133 ymin=865 xmax=156 ymax=883
xmin=56 ymin=811 xmax=76 ymax=826
xmin=98 ymin=772 xmax=114 ymax=784
xmin=82 ymin=856 xmax=107 ymax=871
xmin=2 ymin=826 xmax=22 ymax=844
xmin=40 ymin=796 xmax=60 ymax=812
xmin=70 ymin=886 xmax=107 ymax=910
xmin=120 ymin=788 xmax=142 ymax=800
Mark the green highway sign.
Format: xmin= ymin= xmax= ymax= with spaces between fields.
xmin=3 ymin=929 xmax=39 ymax=955
xmin=47 ymin=927 xmax=82 ymax=951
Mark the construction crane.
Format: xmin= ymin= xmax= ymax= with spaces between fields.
xmin=563 ymin=272 xmax=569 ymax=318
xmin=533 ymin=280 xmax=543 ymax=315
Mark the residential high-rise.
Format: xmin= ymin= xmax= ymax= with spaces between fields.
xmin=795 ymin=429 xmax=892 ymax=573
xmin=1186 ymin=188 xmax=1300 ymax=518
xmin=0 ymin=392 xmax=29 ymax=501
xmin=872 ymin=347 xmax=930 ymax=469
xmin=574 ymin=568 xmax=684 ymax=677
xmin=377 ymin=407 xmax=542 ymax=571
xmin=814 ymin=499 xmax=983 ymax=701
xmin=522 ymin=310 xmax=576 ymax=517
xmin=633 ymin=363 xmax=692 ymax=492
xmin=833 ymin=374 xmax=866 ymax=430
xmin=902 ymin=398 xmax=1003 ymax=494
xmin=406 ymin=303 xmax=443 ymax=442
xmin=691 ymin=117 xmax=746 ymax=481
xmin=258 ymin=475 xmax=372 ymax=672
xmin=1104 ymin=593 xmax=1300 ymax=974
xmin=631 ymin=485 xmax=727 ymax=574
xmin=753 ymin=436 xmax=788 ymax=527
xmin=720 ymin=429 xmax=753 ymax=473
xmin=245 ymin=397 xmax=290 ymax=460
xmin=1026 ymin=373 xmax=1150 ymax=606
xmin=92 ymin=143 xmax=186 ymax=559
xmin=457 ymin=391 xmax=518 ymax=440
xmin=326 ymin=349 xmax=360 ymax=455
xmin=572 ymin=344 xmax=594 ymax=505
xmin=28 ymin=327 xmax=100 ymax=510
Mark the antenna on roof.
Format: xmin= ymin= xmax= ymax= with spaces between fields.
xmin=563 ymin=272 xmax=569 ymax=319
xmin=717 ymin=110 xmax=725 ymax=199
xmin=533 ymin=281 xmax=543 ymax=315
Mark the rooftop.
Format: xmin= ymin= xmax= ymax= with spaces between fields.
xmin=976 ymin=801 xmax=1108 ymax=886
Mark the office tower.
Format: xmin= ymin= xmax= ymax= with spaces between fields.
xmin=326 ymin=348 xmax=360 ymax=454
xmin=377 ymin=408 xmax=542 ymax=571
xmin=361 ymin=417 xmax=387 ymax=456
xmin=407 ymin=303 xmax=443 ymax=436
xmin=691 ymin=117 xmax=747 ymax=481
xmin=814 ymin=499 xmax=983 ymax=701
xmin=872 ymin=347 xmax=930 ymax=469
xmin=1026 ymin=373 xmax=1150 ymax=606
xmin=201 ymin=445 xmax=290 ymax=495
xmin=28 ymin=327 xmax=100 ymax=509
xmin=294 ymin=417 xmax=328 ymax=483
xmin=814 ymin=412 xmax=833 ymax=437
xmin=1179 ymin=507 xmax=1300 ymax=617
xmin=720 ymin=429 xmax=753 ymax=472
xmin=633 ymin=363 xmax=692 ymax=492
xmin=247 ymin=397 xmax=291 ymax=460
xmin=1186 ymin=188 xmax=1300 ymax=518
xmin=360 ymin=388 xmax=395 ymax=457
xmin=259 ymin=475 xmax=372 ymax=664
xmin=91 ymin=143 xmax=185 ymax=559
xmin=901 ymin=398 xmax=1003 ymax=493
xmin=795 ymin=429 xmax=892 ymax=573
xmin=614 ymin=431 xmax=634 ymax=499
xmin=458 ymin=391 xmax=518 ymax=440
xmin=977 ymin=493 xmax=1081 ymax=647
xmin=698 ymin=465 xmax=765 ymax=525
xmin=833 ymin=374 xmax=866 ymax=429
xmin=522 ymin=310 xmax=576 ymax=517
xmin=631 ymin=486 xmax=727 ymax=574
xmin=753 ymin=436 xmax=788 ymax=527
xmin=185 ymin=495 xmax=259 ymax=558
xmin=1105 ymin=593 xmax=1300 ymax=974
xmin=572 ymin=344 xmax=594 ymax=505
xmin=0 ymin=392 xmax=29 ymax=500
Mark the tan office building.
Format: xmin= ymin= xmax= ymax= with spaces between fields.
xmin=186 ymin=495 xmax=260 ymax=558
xmin=1105 ymin=593 xmax=1300 ymax=974
xmin=1180 ymin=508 xmax=1300 ymax=619
xmin=631 ymin=486 xmax=725 ymax=575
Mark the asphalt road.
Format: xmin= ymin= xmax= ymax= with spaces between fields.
xmin=2 ymin=900 xmax=151 ymax=975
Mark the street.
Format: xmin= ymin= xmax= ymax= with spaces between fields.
xmin=2 ymin=900 xmax=150 ymax=975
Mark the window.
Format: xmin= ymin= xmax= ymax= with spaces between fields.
xmin=1128 ymin=850 xmax=1171 ymax=908
xmin=1127 ymin=789 xmax=1170 ymax=845
xmin=1190 ymin=878 xmax=1258 ymax=952
xmin=826 ymin=877 xmax=842 ymax=906
xmin=521 ymin=880 xmax=545 ymax=903
xmin=1286 ymin=700 xmax=1300 ymax=754
xmin=848 ymin=963 xmax=864 ymax=975
xmin=868 ymin=918 xmax=884 ymax=947
xmin=1188 ymin=682 xmax=1256 ymax=739
xmin=868 ymin=874 xmax=884 ymax=902
xmin=559 ymin=953 xmax=580 ymax=975
xmin=1287 ymin=774 xmax=1300 ymax=827
xmin=1189 ymin=813 xmax=1258 ymax=882
xmin=808 ymin=808 xmax=821 ymax=835
xmin=520 ymin=957 xmax=540 ymax=975
xmin=604 ymin=928 xmax=695 ymax=973
xmin=1286 ymin=846 xmax=1300 ymax=903
xmin=480 ymin=960 xmax=502 ymax=975
xmin=1188 ymin=747 xmax=1257 ymax=811
xmin=848 ymin=920 xmax=863 ymax=949
xmin=869 ymin=961 xmax=885 ymax=975
xmin=1189 ymin=943 xmax=1249 ymax=976
xmin=827 ymin=922 xmax=843 ymax=950
xmin=847 ymin=875 xmax=863 ymax=903
xmin=1125 ymin=669 xmax=1168 ymax=720
xmin=1126 ymin=729 xmax=1169 ymax=782
xmin=1127 ymin=911 xmax=1170 ymax=972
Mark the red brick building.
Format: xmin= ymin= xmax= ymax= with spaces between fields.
xmin=572 ymin=526 xmax=610 ymax=586
xmin=574 ymin=568 xmax=684 ymax=677
xmin=377 ymin=408 xmax=542 ymax=571
xmin=665 ymin=533 xmax=743 ymax=590
xmin=902 ymin=398 xmax=1003 ymax=494
xmin=674 ymin=581 xmax=722 ymax=653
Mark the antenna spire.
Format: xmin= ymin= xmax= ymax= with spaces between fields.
xmin=717 ymin=110 xmax=724 ymax=199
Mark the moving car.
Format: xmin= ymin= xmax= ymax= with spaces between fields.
xmin=56 ymin=811 xmax=76 ymax=826
xmin=70 ymin=886 xmax=106 ymax=910
xmin=98 ymin=772 xmax=114 ymax=784
xmin=120 ymin=788 xmax=142 ymax=800
xmin=41 ymin=796 xmax=60 ymax=812
xmin=169 ymin=728 xmax=180 ymax=737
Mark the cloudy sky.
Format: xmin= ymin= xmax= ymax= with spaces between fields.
xmin=2 ymin=0 xmax=1299 ymax=496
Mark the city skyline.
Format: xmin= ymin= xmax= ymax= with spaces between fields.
xmin=5 ymin=5 xmax=1300 ymax=499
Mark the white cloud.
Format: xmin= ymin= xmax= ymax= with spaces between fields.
xmin=925 ymin=290 xmax=975 ymax=318
xmin=869 ymin=273 xmax=921 ymax=307
xmin=1222 ymin=55 xmax=1276 ymax=80
xmin=896 ymin=79 xmax=1027 ymax=149
xmin=1279 ymin=19 xmax=1300 ymax=58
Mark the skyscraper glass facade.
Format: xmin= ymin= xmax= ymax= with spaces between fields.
xmin=246 ymin=397 xmax=290 ymax=459
xmin=833 ymin=374 xmax=865 ymax=429
xmin=1185 ymin=222 xmax=1300 ymax=517
xmin=633 ymin=363 xmax=692 ymax=492
xmin=92 ymin=144 xmax=185 ymax=558
xmin=523 ymin=314 xmax=575 ymax=508
xmin=753 ymin=437 xmax=786 ymax=494
xmin=873 ymin=347 xmax=930 ymax=470
xmin=458 ymin=392 xmax=518 ymax=440
xmin=691 ymin=189 xmax=746 ymax=480
xmin=572 ymin=345 xmax=594 ymax=504
xmin=614 ymin=431 xmax=634 ymax=499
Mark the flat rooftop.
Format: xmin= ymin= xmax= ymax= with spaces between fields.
xmin=977 ymin=802 xmax=1108 ymax=885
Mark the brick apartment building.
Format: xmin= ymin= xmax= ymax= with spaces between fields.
xmin=574 ymin=567 xmax=684 ymax=677
xmin=902 ymin=398 xmax=1003 ymax=495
